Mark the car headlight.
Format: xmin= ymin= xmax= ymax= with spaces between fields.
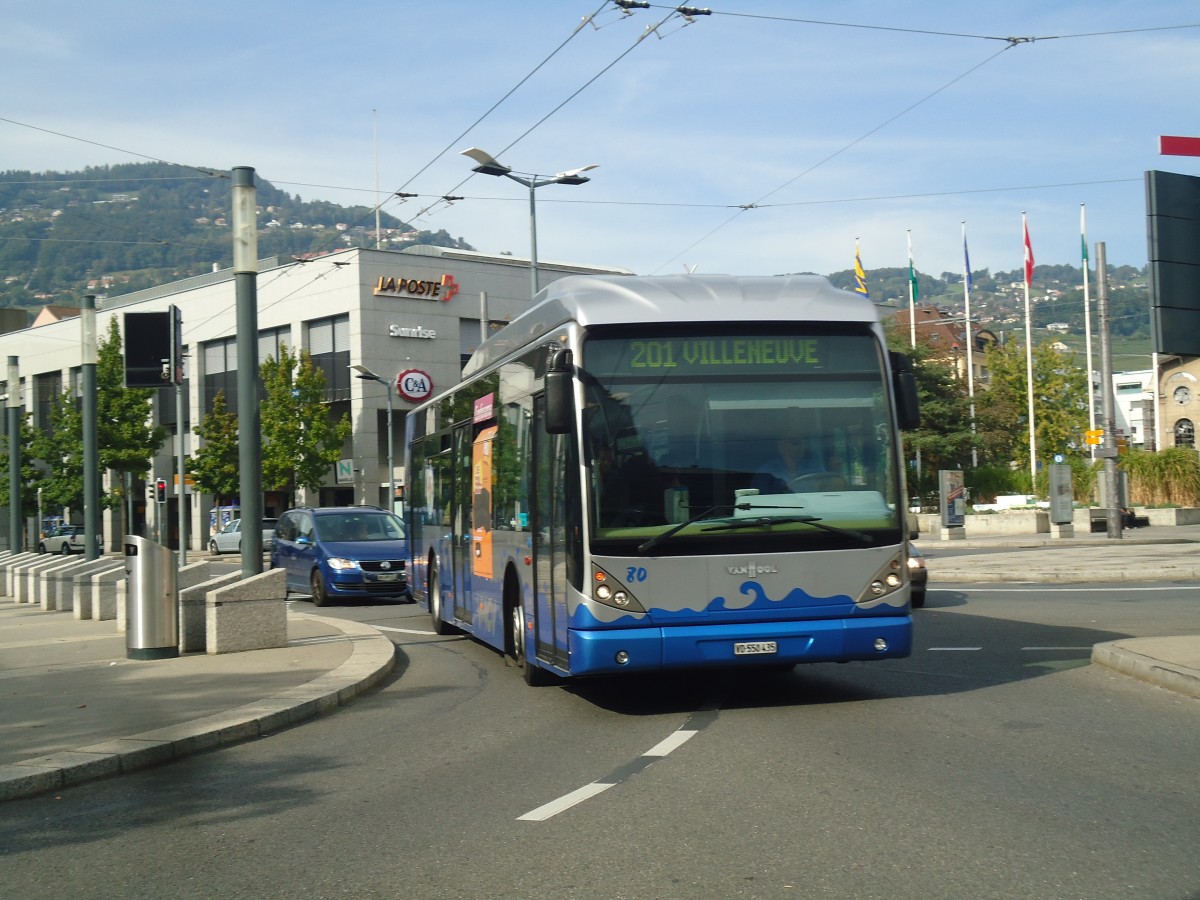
xmin=325 ymin=557 xmax=360 ymax=571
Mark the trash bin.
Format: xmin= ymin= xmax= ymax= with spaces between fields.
xmin=124 ymin=535 xmax=179 ymax=660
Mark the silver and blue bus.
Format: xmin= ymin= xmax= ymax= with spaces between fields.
xmin=404 ymin=274 xmax=920 ymax=685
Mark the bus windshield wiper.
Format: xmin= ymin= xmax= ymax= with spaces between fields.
xmin=636 ymin=505 xmax=739 ymax=555
xmin=700 ymin=509 xmax=872 ymax=543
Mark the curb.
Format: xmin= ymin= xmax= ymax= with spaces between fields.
xmin=0 ymin=612 xmax=395 ymax=803
xmin=1091 ymin=640 xmax=1200 ymax=700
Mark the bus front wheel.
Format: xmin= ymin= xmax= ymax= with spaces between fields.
xmin=510 ymin=601 xmax=552 ymax=686
xmin=428 ymin=559 xmax=455 ymax=636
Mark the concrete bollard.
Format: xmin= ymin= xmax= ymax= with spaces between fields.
xmin=70 ymin=560 xmax=125 ymax=619
xmin=0 ymin=552 xmax=38 ymax=598
xmin=206 ymin=569 xmax=288 ymax=654
xmin=91 ymin=567 xmax=126 ymax=622
xmin=36 ymin=557 xmax=87 ymax=610
xmin=179 ymin=568 xmax=241 ymax=653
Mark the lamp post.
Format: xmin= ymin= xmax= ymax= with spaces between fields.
xmin=351 ymin=365 xmax=396 ymax=513
xmin=460 ymin=147 xmax=596 ymax=299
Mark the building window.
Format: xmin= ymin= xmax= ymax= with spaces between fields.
xmin=34 ymin=371 xmax=63 ymax=435
xmin=1175 ymin=418 xmax=1195 ymax=448
xmin=259 ymin=327 xmax=291 ymax=364
xmin=306 ymin=315 xmax=350 ymax=402
xmin=204 ymin=337 xmax=238 ymax=415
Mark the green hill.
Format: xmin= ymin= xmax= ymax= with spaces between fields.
xmin=0 ymin=162 xmax=473 ymax=310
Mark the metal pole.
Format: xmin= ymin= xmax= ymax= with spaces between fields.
xmin=480 ymin=291 xmax=488 ymax=347
xmin=176 ymin=377 xmax=188 ymax=565
xmin=385 ymin=382 xmax=396 ymax=515
xmin=961 ymin=222 xmax=977 ymax=468
xmin=81 ymin=296 xmax=101 ymax=560
xmin=1022 ymin=213 xmax=1037 ymax=494
xmin=7 ymin=356 xmax=21 ymax=553
xmin=232 ymin=166 xmax=263 ymax=575
xmin=1081 ymin=204 xmax=1097 ymax=443
xmin=1096 ymin=242 xmax=1122 ymax=539
xmin=528 ymin=181 xmax=539 ymax=299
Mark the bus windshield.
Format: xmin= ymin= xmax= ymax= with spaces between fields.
xmin=581 ymin=328 xmax=902 ymax=553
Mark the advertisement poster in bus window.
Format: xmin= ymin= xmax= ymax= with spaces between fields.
xmin=472 ymin=426 xmax=497 ymax=579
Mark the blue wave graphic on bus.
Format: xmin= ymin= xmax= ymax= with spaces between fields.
xmin=569 ymin=581 xmax=854 ymax=628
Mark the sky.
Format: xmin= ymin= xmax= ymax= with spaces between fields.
xmin=3 ymin=1 xmax=1199 ymax=283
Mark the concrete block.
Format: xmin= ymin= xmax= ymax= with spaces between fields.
xmin=179 ymin=571 xmax=241 ymax=653
xmin=91 ymin=566 xmax=126 ymax=622
xmin=0 ymin=552 xmax=38 ymax=598
xmin=36 ymin=557 xmax=85 ymax=610
xmin=71 ymin=560 xmax=124 ymax=619
xmin=15 ymin=557 xmax=66 ymax=604
xmin=206 ymin=568 xmax=288 ymax=654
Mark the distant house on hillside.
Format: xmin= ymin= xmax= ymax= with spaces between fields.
xmin=32 ymin=305 xmax=80 ymax=328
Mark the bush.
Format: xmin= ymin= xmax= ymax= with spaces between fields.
xmin=1120 ymin=448 xmax=1200 ymax=506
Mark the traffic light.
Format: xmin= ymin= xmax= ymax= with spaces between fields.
xmin=1085 ymin=429 xmax=1104 ymax=446
xmin=154 ymin=479 xmax=167 ymax=503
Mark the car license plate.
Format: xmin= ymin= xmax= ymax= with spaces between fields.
xmin=375 ymin=573 xmax=399 ymax=582
xmin=734 ymin=640 xmax=777 ymax=656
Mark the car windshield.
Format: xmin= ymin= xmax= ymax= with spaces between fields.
xmin=315 ymin=512 xmax=405 ymax=542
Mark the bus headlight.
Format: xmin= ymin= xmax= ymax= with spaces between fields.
xmin=591 ymin=566 xmax=645 ymax=612
xmin=857 ymin=553 xmax=906 ymax=604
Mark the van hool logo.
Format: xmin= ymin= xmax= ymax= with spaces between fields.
xmin=374 ymin=273 xmax=460 ymax=302
xmin=727 ymin=561 xmax=779 ymax=577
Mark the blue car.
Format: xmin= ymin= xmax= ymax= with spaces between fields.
xmin=270 ymin=506 xmax=410 ymax=606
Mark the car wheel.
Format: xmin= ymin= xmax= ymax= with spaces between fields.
xmin=310 ymin=569 xmax=329 ymax=607
xmin=209 ymin=540 xmax=220 ymax=555
xmin=60 ymin=543 xmax=72 ymax=555
xmin=911 ymin=588 xmax=926 ymax=609
xmin=510 ymin=600 xmax=552 ymax=686
xmin=428 ymin=559 xmax=455 ymax=635
xmin=38 ymin=543 xmax=46 ymax=554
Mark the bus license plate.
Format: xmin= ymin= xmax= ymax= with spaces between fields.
xmin=734 ymin=641 xmax=777 ymax=656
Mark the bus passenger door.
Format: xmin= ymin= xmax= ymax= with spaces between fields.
xmin=532 ymin=397 xmax=570 ymax=670
xmin=451 ymin=424 xmax=473 ymax=626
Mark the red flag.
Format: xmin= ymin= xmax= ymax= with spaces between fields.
xmin=1023 ymin=215 xmax=1034 ymax=286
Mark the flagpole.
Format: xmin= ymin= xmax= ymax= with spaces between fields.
xmin=1023 ymin=212 xmax=1037 ymax=494
xmin=1081 ymin=204 xmax=1096 ymax=454
xmin=962 ymin=222 xmax=977 ymax=467
xmin=906 ymin=230 xmax=916 ymax=349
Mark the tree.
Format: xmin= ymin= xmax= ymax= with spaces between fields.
xmin=260 ymin=345 xmax=351 ymax=505
xmin=979 ymin=339 xmax=1089 ymax=475
xmin=97 ymin=317 xmax=168 ymax=512
xmin=186 ymin=389 xmax=241 ymax=507
xmin=29 ymin=393 xmax=84 ymax=515
xmin=0 ymin=414 xmax=44 ymax=520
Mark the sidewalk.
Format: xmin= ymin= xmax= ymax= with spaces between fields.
xmin=917 ymin=523 xmax=1200 ymax=701
xmin=0 ymin=599 xmax=395 ymax=802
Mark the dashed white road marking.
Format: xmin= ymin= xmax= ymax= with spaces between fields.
xmin=373 ymin=625 xmax=437 ymax=636
xmin=519 ymin=711 xmax=714 ymax=822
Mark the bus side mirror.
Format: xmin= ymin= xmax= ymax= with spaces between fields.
xmin=889 ymin=351 xmax=921 ymax=431
xmin=545 ymin=348 xmax=574 ymax=435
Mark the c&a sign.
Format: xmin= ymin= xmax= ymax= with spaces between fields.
xmin=396 ymin=369 xmax=434 ymax=403
xmin=374 ymin=273 xmax=460 ymax=302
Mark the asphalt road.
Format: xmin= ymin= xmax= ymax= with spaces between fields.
xmin=1 ymin=584 xmax=1196 ymax=900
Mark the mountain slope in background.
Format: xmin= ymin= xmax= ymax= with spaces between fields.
xmin=0 ymin=162 xmax=472 ymax=310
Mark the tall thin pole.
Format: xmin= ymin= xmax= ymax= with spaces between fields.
xmin=1023 ymin=212 xmax=1037 ymax=493
xmin=906 ymin=230 xmax=916 ymax=349
xmin=961 ymin=222 xmax=977 ymax=468
xmin=1080 ymin=204 xmax=1096 ymax=444
xmin=176 ymin=377 xmax=188 ymax=565
xmin=385 ymin=382 xmax=396 ymax=515
xmin=528 ymin=182 xmax=540 ymax=299
xmin=7 ymin=356 xmax=21 ymax=552
xmin=373 ymin=109 xmax=382 ymax=250
xmin=232 ymin=166 xmax=263 ymax=576
xmin=1096 ymin=242 xmax=1122 ymax=539
xmin=81 ymin=297 xmax=100 ymax=559
xmin=1151 ymin=350 xmax=1161 ymax=451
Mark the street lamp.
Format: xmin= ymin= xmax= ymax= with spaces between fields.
xmin=460 ymin=147 xmax=597 ymax=299
xmin=350 ymin=365 xmax=396 ymax=513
